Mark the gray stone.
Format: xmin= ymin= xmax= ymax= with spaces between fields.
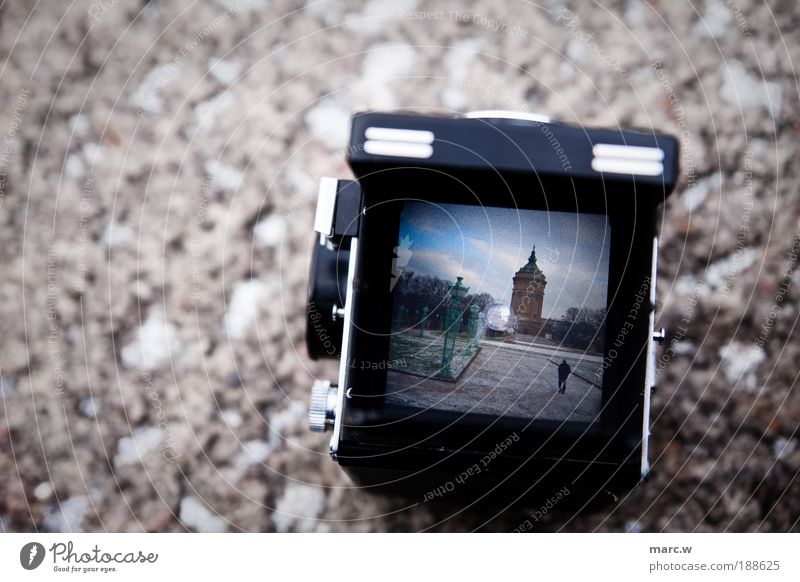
xmin=179 ymin=496 xmax=227 ymax=533
xmin=272 ymin=483 xmax=326 ymax=533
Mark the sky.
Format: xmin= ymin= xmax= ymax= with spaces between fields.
xmin=396 ymin=201 xmax=611 ymax=319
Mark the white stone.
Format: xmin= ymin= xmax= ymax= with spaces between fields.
xmin=43 ymin=496 xmax=90 ymax=532
xmin=559 ymin=60 xmax=576 ymax=80
xmin=102 ymin=222 xmax=133 ymax=249
xmin=284 ymin=164 xmax=315 ymax=199
xmin=362 ymin=44 xmax=418 ymax=80
xmin=272 ymin=483 xmax=326 ymax=533
xmin=344 ymin=0 xmax=418 ymax=35
xmin=0 ymin=376 xmax=14 ymax=396
xmin=266 ymin=403 xmax=305 ymax=449
xmin=720 ymin=60 xmax=782 ymax=118
xmin=304 ymin=0 xmax=345 ymax=26
xmin=219 ymin=409 xmax=242 ymax=428
xmin=674 ymin=274 xmax=709 ymax=298
xmin=565 ymin=38 xmax=589 ymax=64
xmin=704 ymin=247 xmax=759 ymax=292
xmin=129 ymin=63 xmax=181 ymax=114
xmin=79 ymin=396 xmax=98 ymax=417
xmin=254 ymin=214 xmax=286 ymax=248
xmin=358 ymin=43 xmax=418 ymax=109
xmin=114 ymin=426 xmax=163 ymax=467
xmin=224 ymin=279 xmax=268 ymax=340
xmin=216 ymin=0 xmax=267 ymax=12
xmin=67 ymin=325 xmax=83 ymax=345
xmin=233 ymin=439 xmax=272 ymax=470
xmin=143 ymin=0 xmax=159 ymax=18
xmin=69 ymin=114 xmax=90 ymax=138
xmin=773 ymin=437 xmax=797 ymax=460
xmin=33 ymin=482 xmax=53 ymax=501
xmin=208 ymin=58 xmax=243 ymax=86
xmin=693 ymin=0 xmax=733 ymax=39
xmin=179 ymin=496 xmax=227 ymax=533
xmin=444 ymin=39 xmax=482 ymax=83
xmin=441 ymin=39 xmax=482 ymax=110
xmin=192 ymin=91 xmax=234 ymax=135
xmin=304 ymin=97 xmax=352 ymax=150
xmin=625 ymin=519 xmax=643 ymax=533
xmin=719 ymin=341 xmax=765 ymax=391
xmin=441 ymin=87 xmax=467 ymax=110
xmin=121 ymin=308 xmax=181 ymax=370
xmin=672 ymin=340 xmax=696 ymax=355
xmin=204 ymin=159 xmax=243 ymax=192
xmin=624 ymin=0 xmax=646 ymax=26
xmin=64 ymin=153 xmax=85 ymax=178
xmin=82 ymin=142 xmax=105 ymax=166
xmin=681 ymin=171 xmax=721 ymax=212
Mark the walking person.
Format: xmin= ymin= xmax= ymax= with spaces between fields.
xmin=557 ymin=359 xmax=571 ymax=394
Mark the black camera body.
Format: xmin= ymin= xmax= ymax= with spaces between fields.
xmin=307 ymin=111 xmax=678 ymax=500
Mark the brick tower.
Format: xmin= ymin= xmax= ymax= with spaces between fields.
xmin=510 ymin=245 xmax=547 ymax=336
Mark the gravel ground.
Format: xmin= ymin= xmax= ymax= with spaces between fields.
xmin=1 ymin=0 xmax=799 ymax=532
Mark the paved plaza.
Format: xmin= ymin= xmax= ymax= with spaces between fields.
xmin=386 ymin=335 xmax=603 ymax=423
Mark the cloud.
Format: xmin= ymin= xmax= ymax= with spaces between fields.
xmin=400 ymin=202 xmax=611 ymax=317
xmin=468 ymin=237 xmax=529 ymax=273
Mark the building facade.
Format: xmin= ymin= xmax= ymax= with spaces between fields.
xmin=510 ymin=245 xmax=547 ymax=336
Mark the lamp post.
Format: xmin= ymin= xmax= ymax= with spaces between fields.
xmin=394 ymin=305 xmax=406 ymax=332
xmin=419 ymin=306 xmax=429 ymax=338
xmin=440 ymin=276 xmax=468 ymax=379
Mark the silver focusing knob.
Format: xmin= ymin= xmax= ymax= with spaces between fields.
xmin=309 ymin=380 xmax=338 ymax=432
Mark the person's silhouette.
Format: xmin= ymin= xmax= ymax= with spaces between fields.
xmin=557 ymin=359 xmax=571 ymax=394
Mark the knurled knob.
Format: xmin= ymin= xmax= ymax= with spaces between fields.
xmin=309 ymin=380 xmax=338 ymax=432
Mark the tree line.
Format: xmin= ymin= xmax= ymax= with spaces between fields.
xmin=550 ymin=307 xmax=607 ymax=352
xmin=394 ymin=271 xmax=494 ymax=333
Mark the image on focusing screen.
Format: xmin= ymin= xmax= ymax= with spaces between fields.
xmin=386 ymin=201 xmax=611 ymax=424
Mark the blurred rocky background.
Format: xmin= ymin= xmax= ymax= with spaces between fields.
xmin=1 ymin=0 xmax=798 ymax=532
